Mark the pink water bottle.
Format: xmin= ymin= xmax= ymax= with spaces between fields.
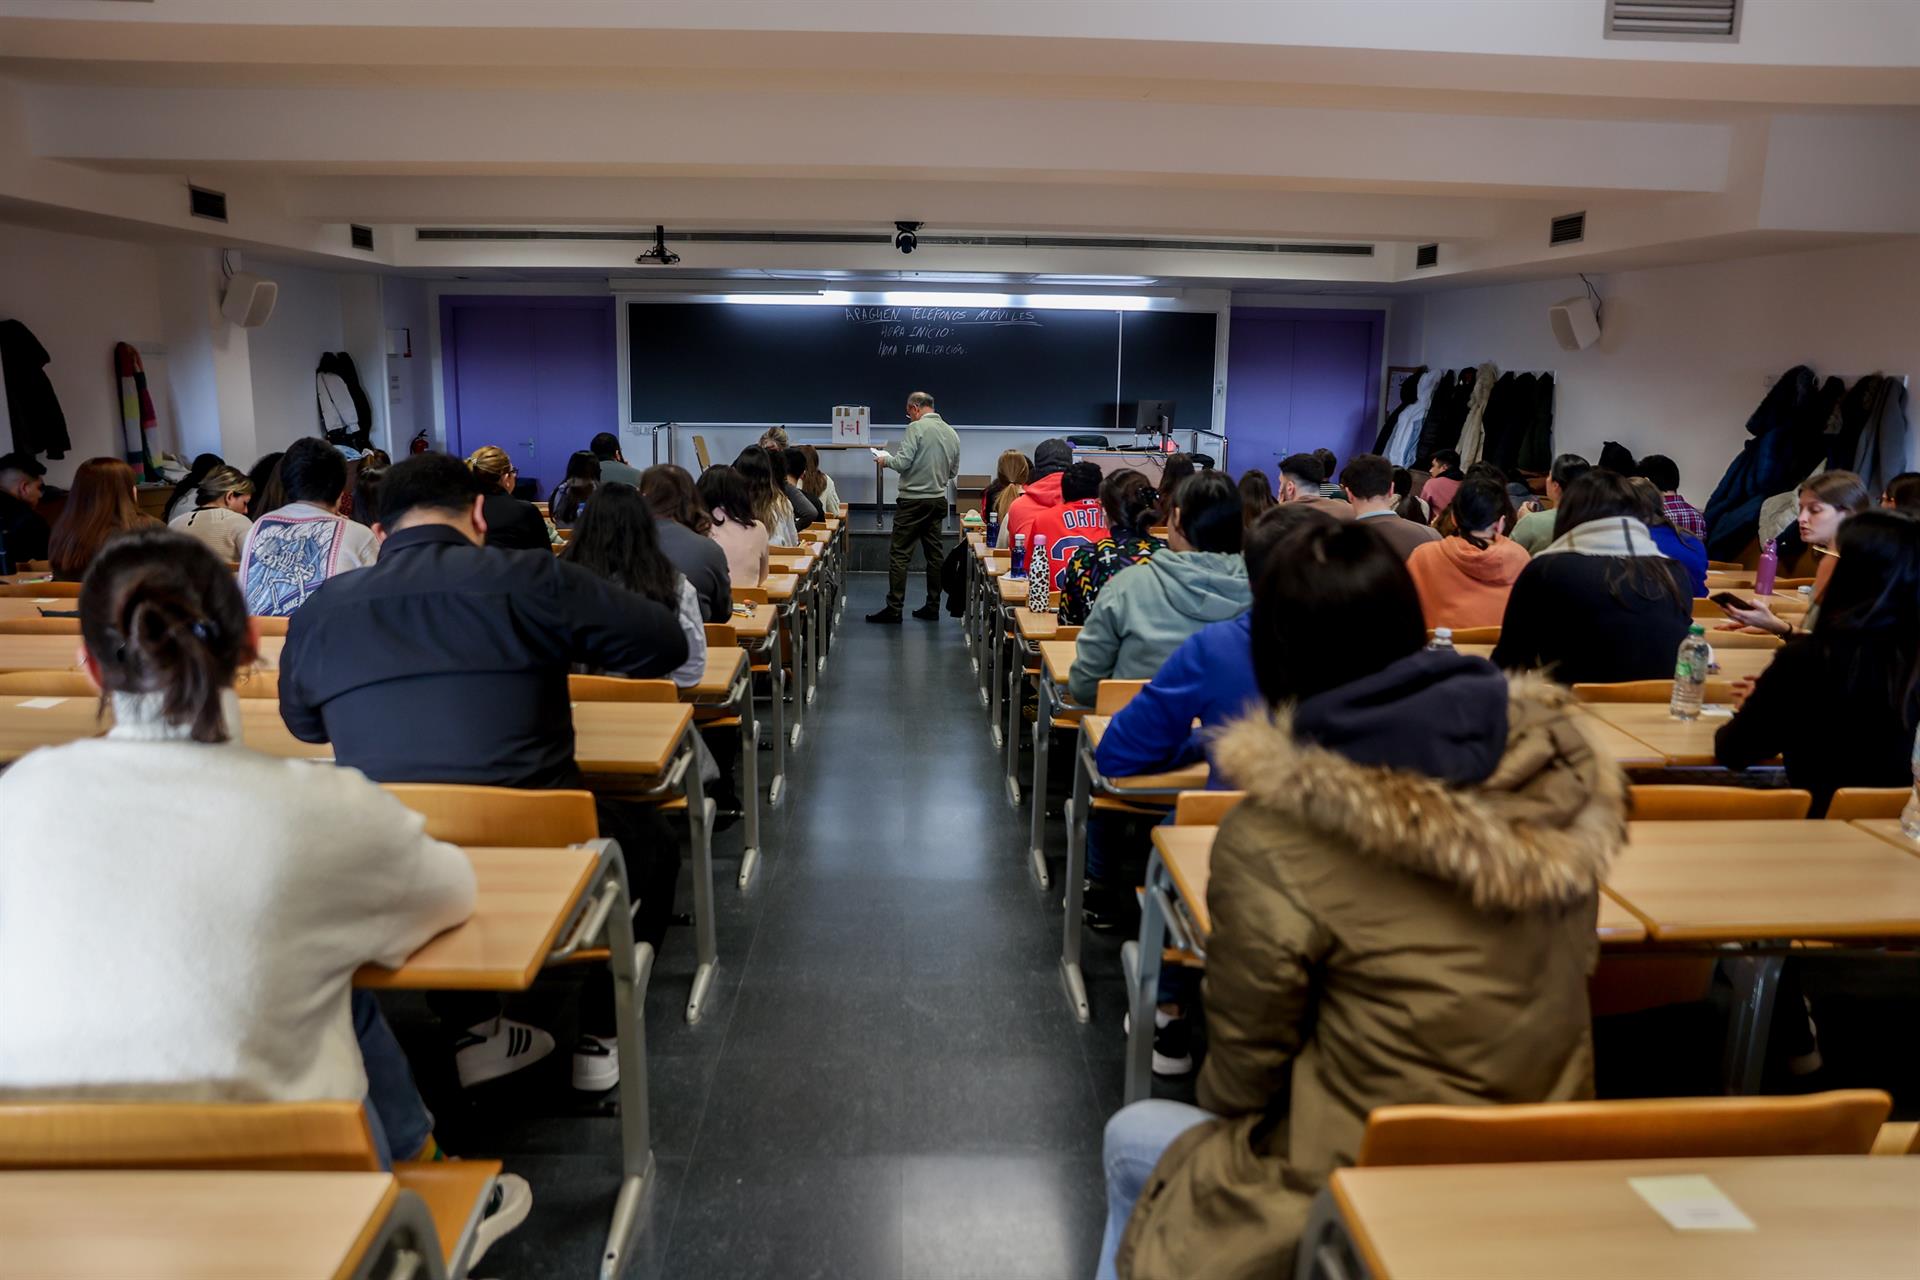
xmin=1755 ymin=538 xmax=1778 ymax=597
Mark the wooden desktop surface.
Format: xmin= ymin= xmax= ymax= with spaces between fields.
xmin=1581 ymin=703 xmax=1736 ymax=767
xmin=0 ymin=634 xmax=284 ymax=674
xmin=683 ymin=647 xmax=746 ymax=702
xmin=0 ymin=1169 xmax=399 ymax=1280
xmin=1455 ymin=643 xmax=1775 ymax=681
xmin=762 ymin=573 xmax=800 ymax=602
xmin=1331 ymin=1155 xmax=1920 ymax=1280
xmin=1851 ymin=818 xmax=1920 ymax=860
xmin=1015 ymin=609 xmax=1070 ymax=641
xmin=1039 ymin=640 xmax=1079 ymax=686
xmin=0 ymin=597 xmax=76 ymax=620
xmin=998 ymin=576 xmax=1030 ymax=604
xmin=1606 ymin=819 xmax=1920 ymax=941
xmin=356 ymin=845 xmax=599 ymax=991
xmin=730 ymin=603 xmax=776 ymax=640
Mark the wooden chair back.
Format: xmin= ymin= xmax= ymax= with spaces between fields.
xmin=382 ymin=783 xmax=598 ymax=845
xmin=732 ymin=586 xmax=770 ymax=605
xmin=0 ymin=582 xmax=80 ymax=599
xmin=0 ymin=671 xmax=95 ymax=696
xmin=19 ymin=560 xmax=50 ymax=573
xmin=1094 ymin=679 xmax=1150 ymax=716
xmin=693 ymin=435 xmax=713 ymax=470
xmin=704 ymin=623 xmax=738 ymax=647
xmin=232 ymin=668 xmax=279 ymax=700
xmin=1872 ymin=1121 xmax=1920 ymax=1155
xmin=568 ymin=674 xmax=678 ymax=703
xmin=1575 ymin=679 xmax=1738 ymax=705
xmin=1824 ymin=788 xmax=1911 ymax=821
xmin=1629 ymin=785 xmax=1812 ymax=820
xmin=1449 ymin=626 xmax=1501 ymax=645
xmin=1357 ymin=1091 xmax=1893 ymax=1167
xmin=250 ymin=615 xmax=290 ymax=637
xmin=1706 ymin=560 xmax=1745 ymax=573
xmin=0 ymin=618 xmax=77 ymax=634
xmin=1773 ymin=576 xmax=1818 ymax=590
xmin=1706 ymin=630 xmax=1784 ymax=649
xmin=1174 ymin=791 xmax=1244 ymax=826
xmin=0 ymin=1100 xmax=381 ymax=1172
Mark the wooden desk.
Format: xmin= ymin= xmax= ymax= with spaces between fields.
xmin=681 ymin=647 xmax=746 ymax=703
xmin=1039 ymin=640 xmax=1079 ymax=688
xmin=358 ymin=845 xmax=598 ymax=992
xmin=1569 ymin=706 xmax=1672 ymax=768
xmin=1581 ymin=702 xmax=1730 ymax=767
xmin=1458 ymin=643 xmax=1776 ymax=681
xmin=730 ymin=602 xmax=775 ymax=641
xmin=1597 ymin=888 xmax=1650 ymax=942
xmin=1606 ymin=820 xmax=1920 ymax=942
xmin=0 ymin=634 xmax=284 ymax=674
xmin=0 ymin=1169 xmax=402 ymax=1280
xmin=0 ymin=597 xmax=75 ymax=620
xmin=761 ymin=572 xmax=800 ymax=602
xmin=1852 ymin=818 xmax=1920 ymax=860
xmin=572 ymin=701 xmax=694 ymax=782
xmin=1014 ymin=609 xmax=1070 ymax=642
xmin=1329 ymin=1156 xmax=1920 ymax=1280
xmin=998 ymin=575 xmax=1029 ymax=604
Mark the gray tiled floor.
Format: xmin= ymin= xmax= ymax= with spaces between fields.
xmin=468 ymin=572 xmax=1120 ymax=1278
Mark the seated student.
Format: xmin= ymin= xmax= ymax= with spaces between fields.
xmin=1510 ymin=453 xmax=1591 ymax=553
xmin=1057 ymin=470 xmax=1160 ymax=627
xmin=0 ymin=451 xmax=50 ymax=565
xmin=735 ymin=445 xmax=797 ymax=546
xmin=349 ymin=458 xmax=387 ymax=529
xmin=1404 ymin=478 xmax=1531 ymax=630
xmin=547 ymin=450 xmax=601 ymax=528
xmin=465 ymin=445 xmax=551 ymax=552
xmin=699 ymin=463 xmax=771 ymax=587
xmin=1719 ymin=470 xmax=1874 ymax=637
xmin=1236 ymin=469 xmax=1274 ymax=531
xmin=168 ymin=464 xmax=253 ymax=562
xmin=1641 ymin=452 xmax=1705 ymax=537
xmin=982 ymin=449 xmax=1029 ymax=539
xmin=1491 ymin=469 xmax=1692 ymax=684
xmin=0 ymin=532 xmax=480 ymax=1179
xmin=589 ymin=431 xmax=642 ymax=487
xmin=1069 ymin=471 xmax=1247 ymax=706
xmin=1275 ymin=453 xmax=1353 ymax=520
xmin=1342 ymin=452 xmax=1440 ymax=560
xmin=1028 ymin=461 xmax=1109 ymax=591
xmin=641 ymin=463 xmax=733 ymax=623
xmin=1151 ymin=452 xmax=1194 ymax=528
xmin=239 ymin=438 xmax=378 ymax=615
xmin=1421 ymin=448 xmax=1466 ymax=516
xmin=279 ymin=453 xmax=688 ymax=1093
xmin=1885 ymin=472 xmax=1920 ymax=512
xmin=1715 ymin=510 xmax=1920 ymax=816
xmin=247 ymin=450 xmax=288 ymax=518
xmin=1005 ymin=438 xmax=1073 ymax=548
xmin=163 ymin=452 xmax=225 ymax=524
xmin=562 ymin=482 xmax=707 ymax=689
xmin=1096 ymin=520 xmax=1622 ymax=1280
xmin=798 ymin=444 xmax=842 ymax=517
xmin=1630 ymin=476 xmax=1707 ymax=597
xmin=1389 ymin=465 xmax=1429 ymax=525
xmin=780 ymin=448 xmax=823 ymax=529
xmin=50 ymin=457 xmax=159 ymax=581
xmin=1312 ymin=447 xmax=1344 ymax=501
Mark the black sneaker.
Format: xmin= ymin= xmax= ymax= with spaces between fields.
xmin=911 ymin=603 xmax=941 ymax=621
xmin=1082 ymin=878 xmax=1141 ymax=936
xmin=865 ymin=608 xmax=902 ymax=624
xmin=1152 ymin=1014 xmax=1195 ymax=1077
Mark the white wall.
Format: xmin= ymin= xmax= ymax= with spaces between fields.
xmin=381 ymin=275 xmax=433 ymax=452
xmin=246 ymin=259 xmax=345 ymax=451
xmin=0 ymin=222 xmax=172 ymax=483
xmin=1390 ymin=237 xmax=1920 ymax=499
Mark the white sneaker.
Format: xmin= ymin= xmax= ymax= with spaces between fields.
xmin=571 ymin=1033 xmax=620 ymax=1092
xmin=466 ymin=1173 xmax=532 ymax=1268
xmin=453 ymin=1018 xmax=555 ymax=1088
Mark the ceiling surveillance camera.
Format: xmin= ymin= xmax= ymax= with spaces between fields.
xmin=894 ymin=221 xmax=922 ymax=255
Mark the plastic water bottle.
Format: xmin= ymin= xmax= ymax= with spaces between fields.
xmin=1670 ymin=624 xmax=1710 ymax=720
xmin=1426 ymin=627 xmax=1454 ymax=652
xmin=1012 ymin=533 xmax=1027 ymax=578
xmin=1028 ymin=537 xmax=1051 ymax=613
xmin=1755 ymin=538 xmax=1778 ymax=596
xmin=986 ymin=509 xmax=1000 ymax=548
xmin=1901 ymin=723 xmax=1920 ymax=840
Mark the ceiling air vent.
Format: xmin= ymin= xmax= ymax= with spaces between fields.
xmin=1549 ymin=211 xmax=1586 ymax=247
xmin=188 ymin=185 xmax=227 ymax=222
xmin=1605 ymin=0 xmax=1739 ymax=41
xmin=350 ymin=224 xmax=375 ymax=251
xmin=1415 ymin=243 xmax=1439 ymax=270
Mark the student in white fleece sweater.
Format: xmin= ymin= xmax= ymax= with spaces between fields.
xmin=0 ymin=530 xmax=476 ymax=1168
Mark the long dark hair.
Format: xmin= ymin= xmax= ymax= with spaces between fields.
xmin=1100 ymin=470 xmax=1158 ymax=539
xmin=798 ymin=445 xmax=829 ymax=501
xmin=549 ymin=450 xmax=602 ymax=525
xmin=1156 ymin=453 xmax=1195 ymax=522
xmin=350 ymin=461 xmax=386 ymax=528
xmin=1237 ymin=469 xmax=1274 ymax=531
xmin=1252 ymin=522 xmax=1427 ymax=706
xmin=1447 ymin=478 xmax=1508 ymax=551
xmin=1553 ymin=469 xmax=1688 ymax=610
xmin=50 ymin=457 xmax=145 ymax=580
xmin=1810 ymin=509 xmax=1920 ymax=714
xmin=560 ymin=482 xmax=680 ymax=608
xmin=698 ymin=464 xmax=757 ymax=529
xmin=733 ymin=446 xmax=785 ymax=533
xmin=79 ymin=529 xmax=253 ymax=743
xmin=167 ymin=452 xmax=223 ymax=515
xmin=641 ymin=464 xmax=712 ymax=536
xmin=247 ymin=452 xmax=287 ymax=518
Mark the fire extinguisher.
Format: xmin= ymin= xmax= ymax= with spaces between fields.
xmin=409 ymin=429 xmax=430 ymax=456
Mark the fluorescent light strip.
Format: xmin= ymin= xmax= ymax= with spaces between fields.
xmin=720 ymin=291 xmax=1150 ymax=311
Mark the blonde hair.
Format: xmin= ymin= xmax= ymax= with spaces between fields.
xmin=466 ymin=445 xmax=515 ymax=489
xmin=758 ymin=427 xmax=790 ymax=451
xmin=195 ymin=465 xmax=253 ymax=507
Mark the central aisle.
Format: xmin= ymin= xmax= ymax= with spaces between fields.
xmin=495 ymin=571 xmax=1116 ymax=1279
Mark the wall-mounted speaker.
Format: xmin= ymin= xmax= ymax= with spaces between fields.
xmin=1549 ymin=295 xmax=1601 ymax=351
xmin=221 ymin=272 xmax=278 ymax=328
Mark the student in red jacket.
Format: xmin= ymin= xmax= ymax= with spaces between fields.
xmin=1004 ymin=438 xmax=1072 ymax=548
xmin=1027 ymin=462 xmax=1109 ymax=590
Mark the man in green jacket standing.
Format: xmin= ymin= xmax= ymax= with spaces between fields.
xmin=867 ymin=390 xmax=961 ymax=623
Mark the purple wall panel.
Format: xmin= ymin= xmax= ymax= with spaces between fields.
xmin=1225 ymin=307 xmax=1385 ymax=480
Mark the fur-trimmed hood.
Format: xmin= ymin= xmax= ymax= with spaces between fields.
xmin=1214 ymin=670 xmax=1625 ymax=912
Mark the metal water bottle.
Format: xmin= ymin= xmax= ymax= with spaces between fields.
xmin=1028 ymin=537 xmax=1051 ymax=613
xmin=1755 ymin=538 xmax=1778 ymax=597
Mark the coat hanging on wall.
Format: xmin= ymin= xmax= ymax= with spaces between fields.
xmin=1516 ymin=373 xmax=1556 ymax=475
xmin=1412 ymin=368 xmax=1461 ymax=465
xmin=1454 ymin=362 xmax=1498 ymax=465
xmin=1702 ymin=367 xmax=1844 ymax=560
xmin=316 ymin=351 xmax=375 ymax=451
xmin=1373 ymin=366 xmax=1426 ymax=454
xmin=0 ymin=318 xmax=70 ymax=461
xmin=1848 ymin=374 xmax=1912 ymax=494
xmin=112 ymin=342 xmax=157 ymax=480
xmin=1383 ymin=369 xmax=1442 ymax=467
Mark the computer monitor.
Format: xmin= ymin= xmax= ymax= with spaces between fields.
xmin=1134 ymin=399 xmax=1174 ymax=434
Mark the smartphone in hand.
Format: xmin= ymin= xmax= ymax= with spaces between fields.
xmin=1710 ymin=591 xmax=1755 ymax=613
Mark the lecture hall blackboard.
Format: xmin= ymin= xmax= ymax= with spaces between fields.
xmin=628 ymin=302 xmax=1216 ymax=430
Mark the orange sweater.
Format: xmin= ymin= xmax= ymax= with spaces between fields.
xmin=1406 ymin=535 xmax=1531 ymax=631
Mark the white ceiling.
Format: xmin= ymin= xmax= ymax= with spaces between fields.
xmin=1 ymin=0 xmax=1917 ymax=294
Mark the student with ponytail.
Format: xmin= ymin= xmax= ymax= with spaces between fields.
xmin=0 ymin=531 xmax=485 ymax=1177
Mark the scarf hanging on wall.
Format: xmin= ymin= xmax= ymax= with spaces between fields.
xmin=113 ymin=342 xmax=157 ymax=481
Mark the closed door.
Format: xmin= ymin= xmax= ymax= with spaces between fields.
xmin=1225 ymin=311 xmax=1382 ymax=479
xmin=445 ymin=299 xmax=617 ymax=495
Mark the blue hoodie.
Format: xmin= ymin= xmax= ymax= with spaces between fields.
xmin=1650 ymin=524 xmax=1708 ymax=598
xmin=1093 ymin=612 xmax=1262 ymax=788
